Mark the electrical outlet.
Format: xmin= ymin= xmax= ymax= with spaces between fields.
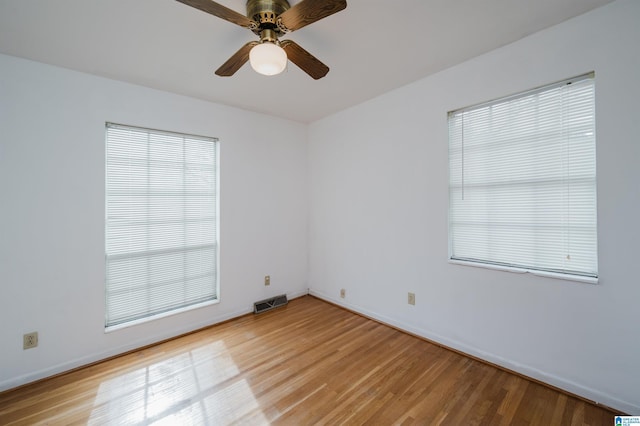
xmin=264 ymin=275 xmax=270 ymax=286
xmin=23 ymin=332 xmax=38 ymax=350
xmin=340 ymin=288 xmax=346 ymax=298
xmin=408 ymin=292 xmax=416 ymax=305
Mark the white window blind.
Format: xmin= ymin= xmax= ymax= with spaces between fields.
xmin=106 ymin=123 xmax=219 ymax=328
xmin=448 ymin=73 xmax=597 ymax=280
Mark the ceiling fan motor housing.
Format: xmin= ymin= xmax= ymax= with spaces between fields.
xmin=247 ymin=0 xmax=290 ymax=35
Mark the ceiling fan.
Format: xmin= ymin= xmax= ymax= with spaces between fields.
xmin=176 ymin=0 xmax=347 ymax=79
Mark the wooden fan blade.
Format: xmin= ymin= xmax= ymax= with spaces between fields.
xmin=281 ymin=40 xmax=329 ymax=80
xmin=278 ymin=0 xmax=347 ymax=32
xmin=176 ymin=0 xmax=256 ymax=29
xmin=215 ymin=41 xmax=259 ymax=76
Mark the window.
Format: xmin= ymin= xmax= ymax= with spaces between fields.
xmin=448 ymin=73 xmax=597 ymax=282
xmin=105 ymin=123 xmax=219 ymax=329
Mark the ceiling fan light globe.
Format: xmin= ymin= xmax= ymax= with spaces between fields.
xmin=250 ymin=43 xmax=287 ymax=76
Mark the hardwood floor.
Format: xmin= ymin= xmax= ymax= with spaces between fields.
xmin=0 ymin=296 xmax=616 ymax=425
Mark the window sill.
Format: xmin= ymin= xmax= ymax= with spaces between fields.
xmin=105 ymin=298 xmax=220 ymax=333
xmin=448 ymin=259 xmax=598 ymax=285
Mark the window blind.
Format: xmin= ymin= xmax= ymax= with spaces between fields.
xmin=448 ymin=73 xmax=597 ymax=280
xmin=105 ymin=123 xmax=218 ymax=328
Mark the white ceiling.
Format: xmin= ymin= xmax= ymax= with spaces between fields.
xmin=0 ymin=0 xmax=614 ymax=123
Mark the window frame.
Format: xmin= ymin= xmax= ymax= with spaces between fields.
xmin=447 ymin=73 xmax=598 ymax=284
xmin=105 ymin=123 xmax=220 ymax=331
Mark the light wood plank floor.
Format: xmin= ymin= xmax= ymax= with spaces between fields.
xmin=0 ymin=296 xmax=617 ymax=425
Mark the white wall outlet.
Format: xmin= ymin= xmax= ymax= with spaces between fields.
xmin=408 ymin=292 xmax=416 ymax=305
xmin=264 ymin=275 xmax=270 ymax=286
xmin=23 ymin=332 xmax=38 ymax=349
xmin=340 ymin=288 xmax=346 ymax=298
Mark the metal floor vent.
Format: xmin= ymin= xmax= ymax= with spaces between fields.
xmin=254 ymin=294 xmax=288 ymax=314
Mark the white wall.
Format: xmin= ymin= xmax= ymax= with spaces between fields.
xmin=0 ymin=54 xmax=308 ymax=390
xmin=308 ymin=0 xmax=639 ymax=414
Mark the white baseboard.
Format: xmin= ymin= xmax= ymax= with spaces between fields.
xmin=2 ymin=290 xmax=311 ymax=393
xmin=309 ymin=288 xmax=638 ymax=414
xmin=0 ymin=306 xmax=253 ymax=393
xmin=4 ymin=288 xmax=634 ymax=414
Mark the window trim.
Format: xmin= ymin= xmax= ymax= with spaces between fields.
xmin=447 ymin=73 xmax=598 ymax=284
xmin=105 ymin=122 xmax=220 ymax=331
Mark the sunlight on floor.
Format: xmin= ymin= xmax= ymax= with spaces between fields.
xmin=88 ymin=340 xmax=269 ymax=425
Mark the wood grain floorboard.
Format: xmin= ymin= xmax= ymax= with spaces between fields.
xmin=0 ymin=295 xmax=618 ymax=425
